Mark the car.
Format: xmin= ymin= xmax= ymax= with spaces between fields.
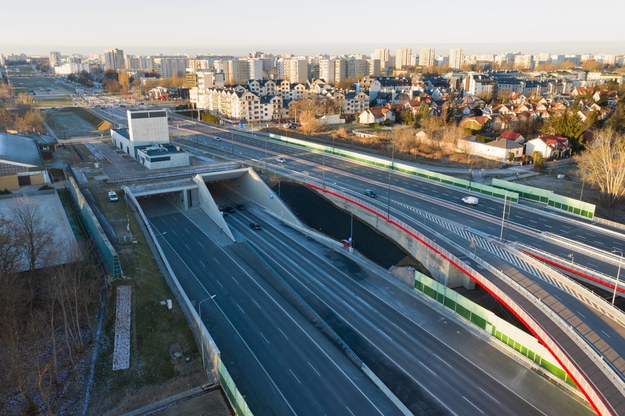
xmin=364 ymin=189 xmax=377 ymax=198
xmin=498 ymin=163 xmax=510 ymax=169
xmin=276 ymin=157 xmax=286 ymax=163
xmin=213 ymin=136 xmax=221 ymax=141
xmin=222 ymin=206 xmax=235 ymax=214
xmin=108 ymin=191 xmax=119 ymax=202
xmin=288 ymin=124 xmax=298 ymax=129
xmin=462 ymin=196 xmax=479 ymax=205
xmin=250 ymin=222 xmax=261 ymax=231
xmin=236 ymin=204 xmax=246 ymax=211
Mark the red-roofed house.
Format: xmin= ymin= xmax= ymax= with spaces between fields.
xmin=525 ymin=135 xmax=571 ymax=159
xmin=358 ymin=106 xmax=395 ymax=124
xmin=461 ymin=115 xmax=491 ymax=131
xmin=498 ymin=131 xmax=526 ymax=143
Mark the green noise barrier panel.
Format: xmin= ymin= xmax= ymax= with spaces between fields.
xmin=413 ymin=271 xmax=575 ymax=386
xmin=268 ymin=133 xmax=518 ymax=202
xmin=492 ymin=178 xmax=595 ymax=219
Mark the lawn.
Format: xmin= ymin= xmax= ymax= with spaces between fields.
xmin=45 ymin=107 xmax=107 ymax=139
xmin=84 ymin=179 xmax=203 ymax=415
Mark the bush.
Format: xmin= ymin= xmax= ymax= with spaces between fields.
xmin=0 ymin=188 xmax=11 ymax=195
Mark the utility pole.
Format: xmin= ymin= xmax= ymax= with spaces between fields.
xmin=387 ymin=143 xmax=395 ymax=219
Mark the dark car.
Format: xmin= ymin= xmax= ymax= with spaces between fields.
xmin=236 ymin=204 xmax=246 ymax=211
xmin=499 ymin=163 xmax=510 ymax=169
xmin=250 ymin=222 xmax=261 ymax=230
xmin=364 ymin=189 xmax=378 ymax=198
xmin=221 ymin=206 xmax=235 ymax=214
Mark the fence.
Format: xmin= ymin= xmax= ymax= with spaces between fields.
xmin=268 ymin=133 xmax=519 ymax=202
xmin=491 ymin=178 xmax=596 ymax=219
xmin=66 ymin=175 xmax=122 ymax=277
xmin=414 ymin=270 xmax=573 ymax=385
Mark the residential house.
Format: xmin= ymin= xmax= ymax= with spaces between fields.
xmin=498 ymin=131 xmax=526 ymax=144
xmin=358 ymin=107 xmax=395 ymax=124
xmin=525 ymin=135 xmax=570 ymax=159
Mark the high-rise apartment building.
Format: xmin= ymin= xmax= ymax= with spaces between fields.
xmin=449 ymin=48 xmax=465 ymax=70
xmin=395 ymin=48 xmax=412 ymax=69
xmin=49 ymin=51 xmax=62 ymax=67
xmin=347 ymin=59 xmax=368 ymax=79
xmin=283 ymin=58 xmax=308 ymax=83
xmin=248 ymin=59 xmax=263 ymax=80
xmin=367 ymin=59 xmax=381 ymax=76
xmin=373 ymin=48 xmax=390 ymax=70
xmin=319 ymin=59 xmax=336 ymax=82
xmin=419 ymin=48 xmax=435 ymax=67
xmin=103 ymin=48 xmax=125 ymax=71
xmin=159 ymin=56 xmax=189 ymax=78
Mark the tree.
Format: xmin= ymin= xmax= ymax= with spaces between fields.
xmin=607 ymin=102 xmax=625 ymax=134
xmin=532 ymin=151 xmax=544 ymax=170
xmin=12 ymin=197 xmax=54 ymax=273
xmin=541 ymin=110 xmax=585 ymax=150
xmin=576 ymin=128 xmax=625 ymax=206
xmin=0 ymin=214 xmax=22 ymax=275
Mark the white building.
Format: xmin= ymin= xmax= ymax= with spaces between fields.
xmin=49 ymin=51 xmax=62 ymax=67
xmin=319 ymin=59 xmax=336 ymax=82
xmin=249 ymin=59 xmax=263 ymax=80
xmin=514 ymin=54 xmax=533 ymax=69
xmin=54 ymin=62 xmax=91 ymax=75
xmin=449 ymin=48 xmax=465 ymax=70
xmin=283 ymin=58 xmax=308 ymax=83
xmin=419 ymin=48 xmax=435 ymax=67
xmin=160 ymin=56 xmax=189 ymax=78
xmin=395 ymin=48 xmax=413 ymax=69
xmin=103 ymin=48 xmax=125 ymax=70
xmin=373 ymin=48 xmax=390 ymax=70
xmin=111 ymin=109 xmax=189 ymax=169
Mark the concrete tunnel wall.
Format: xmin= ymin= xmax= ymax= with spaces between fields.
xmin=233 ymin=168 xmax=301 ymax=226
xmin=192 ymin=175 xmax=236 ymax=242
xmin=317 ymin=189 xmax=474 ymax=290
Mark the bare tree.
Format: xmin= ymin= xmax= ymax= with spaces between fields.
xmin=576 ymin=128 xmax=625 ymax=206
xmin=0 ymin=214 xmax=22 ymax=275
xmin=12 ymin=197 xmax=54 ymax=273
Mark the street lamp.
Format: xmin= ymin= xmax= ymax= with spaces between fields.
xmin=612 ymin=250 xmax=623 ymax=306
xmin=567 ymin=253 xmax=575 ymax=264
xmin=387 ymin=143 xmax=395 ymax=219
xmin=198 ymin=294 xmax=216 ymax=369
xmin=499 ymin=191 xmax=508 ymax=241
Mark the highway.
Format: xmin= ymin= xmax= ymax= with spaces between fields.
xmin=92 ymin=106 xmax=625 ymax=412
xmin=141 ymin=198 xmax=404 ymax=416
xmin=221 ymin=199 xmax=593 ymax=416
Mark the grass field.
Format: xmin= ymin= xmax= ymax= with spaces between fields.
xmin=8 ymin=74 xmax=77 ymax=107
xmin=45 ymin=107 xmax=106 ymax=139
xmin=84 ymin=180 xmax=204 ymax=415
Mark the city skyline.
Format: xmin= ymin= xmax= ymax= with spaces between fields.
xmin=2 ymin=0 xmax=625 ymax=56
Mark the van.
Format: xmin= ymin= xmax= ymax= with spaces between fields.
xmin=462 ymin=196 xmax=479 ymax=205
xmin=108 ymin=191 xmax=119 ymax=202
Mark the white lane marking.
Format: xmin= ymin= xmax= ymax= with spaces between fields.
xmin=307 ymin=360 xmax=321 ymax=377
xmin=260 ymin=331 xmax=270 ymax=344
xmin=419 ymin=362 xmax=438 ymax=378
xmin=433 ymin=353 xmax=453 ymax=370
xmin=289 ymin=368 xmax=301 ymax=384
xmin=578 ymin=311 xmax=587 ymax=319
xmin=184 ymin=243 xmax=191 ymax=251
xmin=463 ymin=396 xmax=484 ymax=414
xmin=478 ymin=387 xmax=500 ymax=404
xmin=252 ymin=298 xmax=261 ymax=309
xmin=601 ymin=330 xmax=611 ymax=339
xmin=198 ymin=241 xmax=205 ymax=248
xmin=345 ymin=406 xmax=356 ymax=416
xmin=278 ymin=327 xmax=289 ymax=340
xmin=236 ymin=304 xmax=245 ymax=314
xmin=216 ymin=280 xmax=224 ymax=288
xmin=213 ymin=257 xmax=221 ymax=265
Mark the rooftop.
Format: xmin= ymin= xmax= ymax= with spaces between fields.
xmin=137 ymin=144 xmax=185 ymax=157
xmin=0 ymin=132 xmax=43 ymax=167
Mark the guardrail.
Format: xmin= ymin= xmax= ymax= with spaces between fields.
xmin=108 ymin=162 xmax=242 ymax=184
xmin=301 ymin=178 xmax=622 ymax=416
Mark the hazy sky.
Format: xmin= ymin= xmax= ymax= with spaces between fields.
xmin=2 ymin=0 xmax=625 ymax=56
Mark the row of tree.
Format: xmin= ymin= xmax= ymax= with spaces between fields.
xmin=0 ymin=198 xmax=100 ymax=414
xmin=0 ymin=92 xmax=46 ymax=134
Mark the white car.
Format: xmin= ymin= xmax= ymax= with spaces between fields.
xmin=462 ymin=196 xmax=479 ymax=205
xmin=108 ymin=191 xmax=119 ymax=202
xmin=213 ymin=136 xmax=221 ymax=141
xmin=276 ymin=157 xmax=286 ymax=163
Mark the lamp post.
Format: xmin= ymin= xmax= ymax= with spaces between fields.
xmin=198 ymin=294 xmax=216 ymax=369
xmin=499 ymin=191 xmax=508 ymax=241
xmin=387 ymin=143 xmax=395 ymax=219
xmin=567 ymin=253 xmax=575 ymax=265
xmin=612 ymin=250 xmax=623 ymax=306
